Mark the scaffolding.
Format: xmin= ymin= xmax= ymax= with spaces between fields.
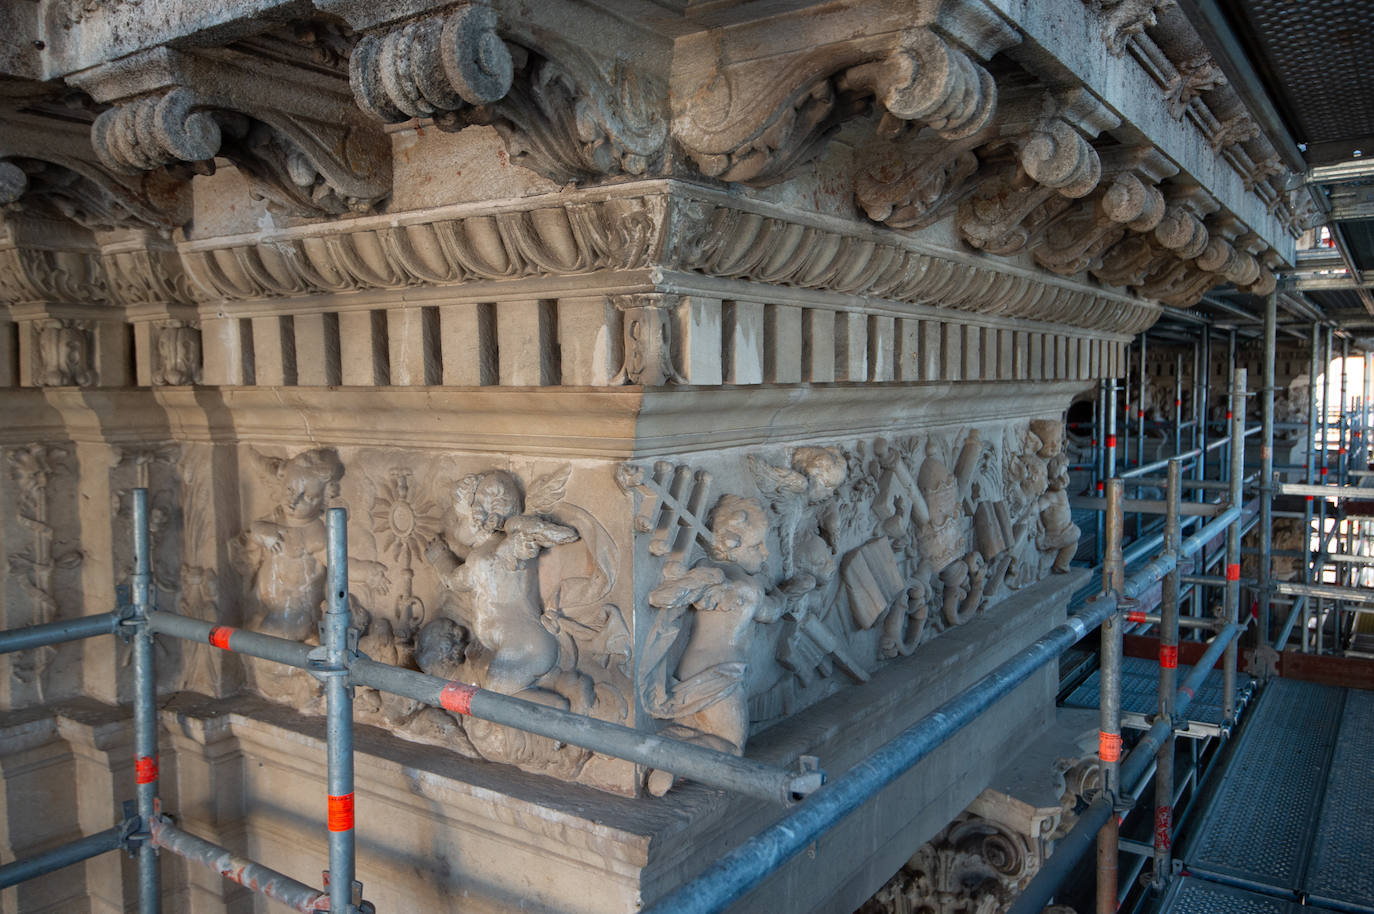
xmin=0 ymin=295 xmax=1368 ymax=914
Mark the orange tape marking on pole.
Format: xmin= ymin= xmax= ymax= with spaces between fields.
xmin=1159 ymin=645 xmax=1179 ymax=669
xmin=327 ymin=793 xmax=354 ymax=832
xmin=439 ymin=681 xmax=478 ymax=716
xmin=135 ymin=755 xmax=159 ymax=785
xmin=208 ymin=626 xmax=233 ymax=650
xmin=1098 ymin=731 xmax=1123 ymax=763
xmin=1226 ymin=564 xmax=1240 ymax=581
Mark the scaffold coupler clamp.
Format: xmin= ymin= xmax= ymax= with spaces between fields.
xmin=306 ymin=622 xmax=359 ymax=680
xmin=321 ymin=869 xmax=374 ymax=914
xmin=118 ymin=799 xmax=151 ymax=858
xmin=112 ymin=583 xmax=143 ymax=642
xmin=786 ymin=755 xmax=825 ymax=802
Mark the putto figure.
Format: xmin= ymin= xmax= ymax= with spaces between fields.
xmin=238 ymin=448 xmax=389 ymax=640
xmin=423 ymin=469 xmax=586 ymax=709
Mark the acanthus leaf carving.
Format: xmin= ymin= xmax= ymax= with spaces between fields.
xmin=461 ymin=48 xmax=669 ymax=184
xmin=1084 ymin=0 xmax=1173 ymax=57
xmin=1165 ymin=56 xmax=1226 ymax=119
xmin=33 ymin=318 xmax=94 ymax=387
xmin=1035 ymin=164 xmax=1168 ymax=276
xmin=152 ymin=320 xmax=202 ymax=386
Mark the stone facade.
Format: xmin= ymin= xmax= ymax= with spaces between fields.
xmin=0 ymin=0 xmax=1305 ymax=910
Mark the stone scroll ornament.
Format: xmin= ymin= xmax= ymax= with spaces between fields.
xmin=350 ymin=5 xmax=667 ymax=184
xmin=674 ymin=28 xmax=997 ymax=185
xmin=85 ymin=32 xmax=393 ymax=219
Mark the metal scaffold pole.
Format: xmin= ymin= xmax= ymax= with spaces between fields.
xmin=1223 ymin=369 xmax=1245 ymax=723
xmin=1097 ymin=479 xmax=1124 ymax=914
xmin=1259 ymin=293 xmax=1276 ymax=648
xmin=1152 ymin=459 xmax=1182 ymax=889
xmin=131 ymin=489 xmax=161 ymax=914
xmin=323 ymin=509 xmax=357 ymax=914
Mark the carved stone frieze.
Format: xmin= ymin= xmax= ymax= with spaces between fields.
xmin=177 ymin=187 xmax=1161 ymax=335
xmin=0 ymin=224 xmax=109 ymax=306
xmin=618 ymin=419 xmax=1081 ymax=786
xmin=76 ymin=37 xmax=392 ymax=218
xmin=180 ymin=193 xmax=665 ymax=300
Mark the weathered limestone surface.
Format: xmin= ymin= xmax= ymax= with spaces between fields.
xmin=0 ymin=0 xmax=1314 ymax=909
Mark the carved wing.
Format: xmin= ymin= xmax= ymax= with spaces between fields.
xmin=526 ymin=465 xmax=571 ymax=514
xmin=647 ymin=565 xmax=726 ymax=610
xmin=748 ymin=454 xmax=808 ymax=498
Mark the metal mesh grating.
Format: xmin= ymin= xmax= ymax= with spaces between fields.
xmin=1304 ymin=688 xmax=1374 ymax=912
xmin=1232 ymin=0 xmax=1374 ymax=159
xmin=1062 ymin=655 xmax=1247 ymax=726
xmin=1158 ymin=875 xmax=1301 ymax=914
xmin=1182 ymin=679 xmax=1345 ymax=894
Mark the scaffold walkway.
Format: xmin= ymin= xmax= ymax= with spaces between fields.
xmin=1157 ymin=679 xmax=1374 ymax=914
xmin=1062 ymin=655 xmax=1255 ymax=734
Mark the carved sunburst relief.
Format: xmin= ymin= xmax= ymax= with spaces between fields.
xmin=371 ymin=470 xmax=440 ymax=564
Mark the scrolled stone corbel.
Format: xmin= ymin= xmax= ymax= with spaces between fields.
xmin=838 ymin=30 xmax=997 ymax=141
xmin=1035 ymin=170 xmax=1166 ymax=275
xmin=91 ymin=89 xmax=221 ymax=174
xmin=349 ymin=4 xmax=514 ymax=123
xmin=958 ymin=109 xmax=1105 ymax=255
xmin=73 ymin=39 xmax=393 ymax=219
xmin=674 ymin=25 xmax=1003 ymax=187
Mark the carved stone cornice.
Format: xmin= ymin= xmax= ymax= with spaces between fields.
xmin=670 ymin=1 xmax=1016 ymax=186
xmin=173 ymin=181 xmax=1159 ymax=335
xmin=72 ymin=38 xmax=392 ymax=219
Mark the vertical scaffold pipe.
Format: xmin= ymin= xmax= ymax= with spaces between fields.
xmin=1107 ymin=379 xmax=1118 ymax=480
xmin=1097 ymin=479 xmax=1125 ymax=914
xmin=324 ymin=509 xmax=356 ymax=914
xmin=1152 ymin=460 xmax=1182 ymax=888
xmin=1306 ymin=325 xmax=1320 ymax=652
xmin=1174 ymin=354 xmax=1184 ymax=457
xmin=131 ymin=488 xmax=161 ymax=914
xmin=1224 ymin=370 xmax=1245 ymax=723
xmin=1196 ymin=334 xmax=1208 ymax=482
xmin=1259 ymin=293 xmax=1276 ymax=649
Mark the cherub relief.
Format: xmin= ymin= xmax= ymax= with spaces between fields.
xmin=912 ymin=439 xmax=987 ymax=627
xmin=1026 ymin=420 xmax=1081 ymax=574
xmin=234 ymin=448 xmax=389 ymax=641
xmin=422 ymin=469 xmax=589 ymax=710
xmin=641 ymin=494 xmax=785 ymax=793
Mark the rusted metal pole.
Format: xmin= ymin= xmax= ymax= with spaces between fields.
xmin=148 ymin=815 xmax=328 ymax=912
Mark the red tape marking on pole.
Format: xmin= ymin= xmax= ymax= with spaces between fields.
xmin=135 ymin=755 xmax=159 ymax=785
xmin=208 ymin=626 xmax=233 ymax=650
xmin=439 ymin=681 xmax=478 ymax=716
xmin=327 ymin=793 xmax=354 ymax=832
xmin=1226 ymin=564 xmax=1241 ymax=581
xmin=1098 ymin=731 xmax=1123 ymax=763
xmin=1154 ymin=806 xmax=1173 ymax=851
xmin=1107 ymin=435 xmax=1117 ymax=448
xmin=1138 ymin=410 xmax=1145 ymax=419
xmin=1160 ymin=645 xmax=1178 ymax=669
xmin=1096 ymin=481 xmax=1105 ymax=492
xmin=1226 ymin=411 xmax=1233 ymax=420
xmin=1127 ymin=611 xmax=1147 ymax=624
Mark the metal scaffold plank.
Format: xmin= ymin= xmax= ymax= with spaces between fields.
xmin=1062 ymin=655 xmax=1250 ymax=728
xmin=1305 ymin=688 xmax=1374 ymax=913
xmin=1158 ymin=875 xmax=1302 ymax=914
xmin=1181 ymin=678 xmax=1346 ymax=895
